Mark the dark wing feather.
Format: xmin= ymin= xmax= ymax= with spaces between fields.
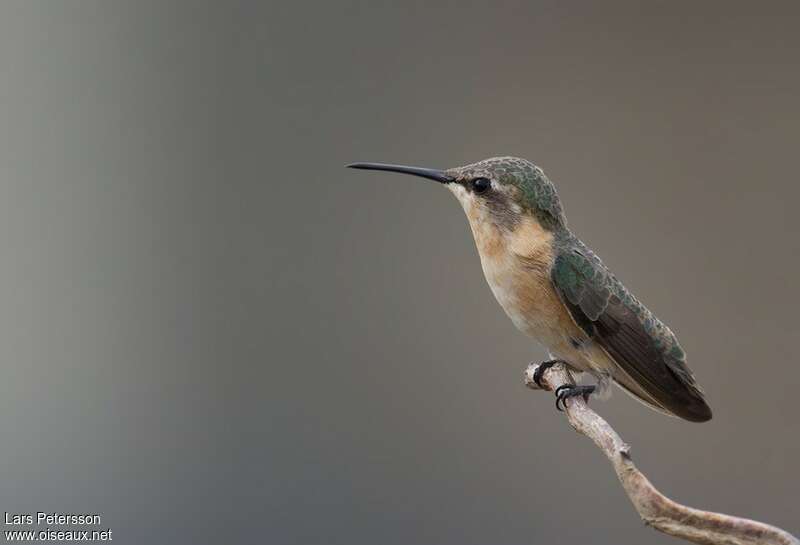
xmin=552 ymin=239 xmax=712 ymax=422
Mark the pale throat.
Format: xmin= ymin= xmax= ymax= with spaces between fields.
xmin=447 ymin=184 xmax=553 ymax=265
xmin=448 ymin=183 xmax=559 ymax=336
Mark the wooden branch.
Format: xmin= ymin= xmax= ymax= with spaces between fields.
xmin=524 ymin=362 xmax=798 ymax=545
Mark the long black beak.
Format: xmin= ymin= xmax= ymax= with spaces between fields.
xmin=347 ymin=162 xmax=453 ymax=184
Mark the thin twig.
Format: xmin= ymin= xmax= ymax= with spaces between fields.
xmin=524 ymin=362 xmax=798 ymax=545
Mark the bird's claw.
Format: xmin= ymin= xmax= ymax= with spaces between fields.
xmin=532 ymin=359 xmax=567 ymax=389
xmin=555 ymin=384 xmax=596 ymax=411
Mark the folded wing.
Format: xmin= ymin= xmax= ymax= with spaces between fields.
xmin=551 ymin=239 xmax=712 ymax=422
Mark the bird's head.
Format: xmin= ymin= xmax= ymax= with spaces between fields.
xmin=348 ymin=156 xmax=567 ymax=236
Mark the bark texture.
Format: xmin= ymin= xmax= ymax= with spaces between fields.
xmin=524 ymin=362 xmax=798 ymax=545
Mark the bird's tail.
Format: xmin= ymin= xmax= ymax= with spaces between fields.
xmin=612 ymin=371 xmax=712 ymax=422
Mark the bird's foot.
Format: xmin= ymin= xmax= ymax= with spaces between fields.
xmin=532 ymin=359 xmax=568 ymax=389
xmin=555 ymin=385 xmax=596 ymax=411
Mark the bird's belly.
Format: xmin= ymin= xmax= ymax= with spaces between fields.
xmin=481 ymin=255 xmax=577 ymax=350
xmin=467 ymin=217 xmax=613 ymax=376
xmin=485 ymin=265 xmax=614 ymax=377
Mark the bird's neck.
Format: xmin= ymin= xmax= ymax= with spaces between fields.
xmin=469 ymin=215 xmax=554 ymax=267
xmin=467 ymin=213 xmax=563 ymax=338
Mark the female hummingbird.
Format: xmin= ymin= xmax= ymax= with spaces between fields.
xmin=348 ymin=157 xmax=712 ymax=422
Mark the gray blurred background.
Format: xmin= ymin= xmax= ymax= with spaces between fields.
xmin=0 ymin=1 xmax=797 ymax=543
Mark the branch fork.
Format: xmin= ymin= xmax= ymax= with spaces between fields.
xmin=524 ymin=361 xmax=798 ymax=545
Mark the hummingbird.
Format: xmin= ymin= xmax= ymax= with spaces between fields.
xmin=348 ymin=157 xmax=712 ymax=422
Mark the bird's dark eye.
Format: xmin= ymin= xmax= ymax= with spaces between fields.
xmin=472 ymin=177 xmax=491 ymax=194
